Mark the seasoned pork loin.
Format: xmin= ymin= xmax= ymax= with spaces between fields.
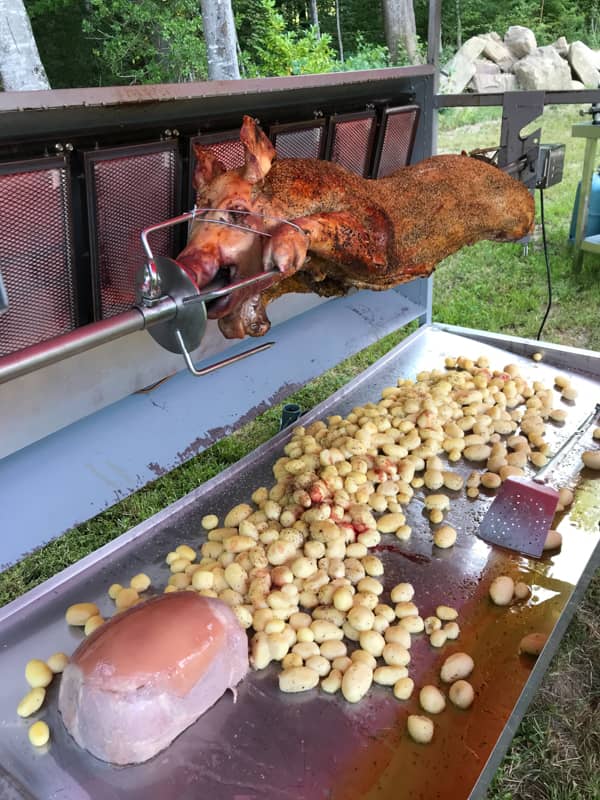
xmin=58 ymin=593 xmax=248 ymax=765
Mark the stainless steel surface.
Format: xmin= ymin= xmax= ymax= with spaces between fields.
xmin=1 ymin=326 xmax=599 ymax=800
xmin=176 ymin=331 xmax=274 ymax=377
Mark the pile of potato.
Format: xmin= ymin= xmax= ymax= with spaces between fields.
xmin=22 ymin=353 xmax=597 ymax=748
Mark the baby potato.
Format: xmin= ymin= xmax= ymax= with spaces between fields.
xmin=436 ymin=605 xmax=458 ymax=621
xmin=449 ymin=680 xmax=475 ymax=709
xmin=433 ymin=525 xmax=457 ymax=549
xmin=46 ymin=652 xmax=69 ymax=674
xmin=582 ymin=450 xmax=600 ymax=470
xmin=347 ymin=605 xmax=374 ymax=632
xmin=377 ymin=512 xmax=406 ymax=534
xmin=28 ymin=720 xmax=50 ymax=748
xmin=359 ymin=629 xmax=386 ymax=658
xmin=429 ymin=629 xmax=447 ymax=648
xmin=320 ymin=639 xmax=347 ymax=661
xmin=17 ymin=687 xmax=46 ymax=718
xmin=419 ymin=685 xmax=446 ymax=714
xmin=84 ymin=614 xmax=105 ymax=636
xmin=385 ymin=625 xmax=412 ymax=648
xmin=519 ymin=632 xmax=548 ymax=657
xmin=321 ymin=669 xmax=343 ymax=694
xmin=305 ymin=655 xmax=331 ymax=677
xmin=513 ymin=582 xmax=531 ymax=601
xmin=393 ymin=677 xmax=414 ymax=700
xmin=390 ymin=582 xmax=415 ymax=603
xmin=115 ymin=587 xmax=139 ymax=610
xmin=489 ymin=575 xmax=515 ymax=606
xmin=543 ymin=530 xmax=562 ymax=551
xmin=373 ymin=666 xmax=408 ymax=686
xmin=395 ymin=601 xmax=419 ymax=619
xmin=424 ymin=615 xmax=442 ymax=635
xmin=25 ymin=659 xmax=53 ymax=689
xmin=341 ymin=662 xmax=373 ymax=703
xmin=108 ymin=583 xmax=123 ymax=600
xmin=399 ymin=615 xmax=424 ymax=634
xmin=407 ymin=714 xmax=434 ymax=743
xmin=201 ymin=514 xmax=219 ymax=530
xmin=279 ymin=666 xmax=320 ymax=693
xmin=129 ymin=573 xmax=151 ymax=593
xmin=65 ymin=602 xmax=99 ymax=626
xmin=424 ymin=494 xmax=450 ymax=511
xmin=443 ymin=621 xmax=460 ymax=640
xmin=440 ymin=652 xmax=474 ymax=683
xmin=594 ymin=427 xmax=600 ymax=440
xmin=382 ymin=642 xmax=410 ymax=666
xmin=557 ymin=487 xmax=574 ymax=510
xmin=350 ymin=649 xmax=377 ymax=670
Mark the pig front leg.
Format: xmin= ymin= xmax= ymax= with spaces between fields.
xmin=263 ymin=209 xmax=392 ymax=275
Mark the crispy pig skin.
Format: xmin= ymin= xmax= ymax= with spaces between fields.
xmin=178 ymin=116 xmax=535 ymax=339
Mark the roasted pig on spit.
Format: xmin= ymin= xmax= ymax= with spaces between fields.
xmin=176 ymin=116 xmax=535 ymax=339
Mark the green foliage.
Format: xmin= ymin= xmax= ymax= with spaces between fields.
xmin=236 ymin=0 xmax=336 ymax=76
xmin=83 ymin=0 xmax=207 ymax=84
xmin=333 ymin=36 xmax=390 ymax=71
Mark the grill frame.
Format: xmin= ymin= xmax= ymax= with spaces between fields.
xmin=0 ymin=155 xmax=78 ymax=357
xmin=325 ymin=110 xmax=378 ymax=177
xmin=83 ymin=140 xmax=181 ymax=320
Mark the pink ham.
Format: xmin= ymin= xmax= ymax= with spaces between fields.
xmin=58 ymin=593 xmax=248 ymax=764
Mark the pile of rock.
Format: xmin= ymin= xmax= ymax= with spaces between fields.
xmin=440 ymin=26 xmax=600 ymax=93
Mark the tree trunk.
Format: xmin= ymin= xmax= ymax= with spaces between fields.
xmin=335 ymin=0 xmax=344 ymax=61
xmin=309 ymin=0 xmax=320 ymax=38
xmin=455 ymin=0 xmax=462 ymax=49
xmin=0 ymin=0 xmax=50 ymax=91
xmin=382 ymin=0 xmax=418 ymax=65
xmin=200 ymin=0 xmax=240 ymax=80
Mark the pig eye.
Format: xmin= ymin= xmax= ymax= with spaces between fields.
xmin=227 ymin=206 xmax=249 ymax=224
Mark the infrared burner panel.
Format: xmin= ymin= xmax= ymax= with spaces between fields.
xmin=374 ymin=105 xmax=421 ymax=178
xmin=0 ymin=159 xmax=76 ymax=357
xmin=327 ymin=112 xmax=376 ymax=177
xmin=85 ymin=143 xmax=178 ymax=319
xmin=270 ymin=121 xmax=326 ymax=160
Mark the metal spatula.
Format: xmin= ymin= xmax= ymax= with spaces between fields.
xmin=478 ymin=402 xmax=600 ymax=557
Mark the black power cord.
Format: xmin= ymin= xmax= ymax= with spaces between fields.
xmin=536 ymin=187 xmax=552 ymax=341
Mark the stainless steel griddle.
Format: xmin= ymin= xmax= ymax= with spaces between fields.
xmin=1 ymin=324 xmax=598 ymax=800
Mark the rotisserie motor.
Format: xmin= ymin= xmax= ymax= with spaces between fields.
xmin=176 ymin=116 xmax=535 ymax=339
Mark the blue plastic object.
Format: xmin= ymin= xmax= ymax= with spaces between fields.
xmin=569 ymin=170 xmax=600 ymax=240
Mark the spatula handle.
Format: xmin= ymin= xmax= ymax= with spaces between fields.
xmin=533 ymin=402 xmax=600 ymax=484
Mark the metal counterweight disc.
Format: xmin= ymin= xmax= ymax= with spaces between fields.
xmin=137 ymin=255 xmax=207 ymax=355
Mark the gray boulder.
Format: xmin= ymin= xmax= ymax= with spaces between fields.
xmin=440 ymin=36 xmax=486 ymax=93
xmin=504 ymin=26 xmax=537 ymax=59
xmin=480 ymin=32 xmax=515 ymax=71
xmin=514 ymin=47 xmax=573 ymax=91
xmin=568 ymin=41 xmax=600 ymax=87
xmin=470 ymin=59 xmax=501 ymax=93
xmin=571 ymin=80 xmax=585 ymax=91
xmin=552 ymin=36 xmax=569 ymax=57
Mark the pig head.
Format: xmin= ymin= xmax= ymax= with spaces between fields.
xmin=175 ymin=116 xmax=535 ymax=340
xmin=176 ymin=116 xmax=308 ymax=339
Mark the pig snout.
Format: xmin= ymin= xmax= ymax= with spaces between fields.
xmin=177 ymin=242 xmax=222 ymax=287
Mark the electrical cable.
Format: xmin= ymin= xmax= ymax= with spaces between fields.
xmin=536 ymin=187 xmax=552 ymax=341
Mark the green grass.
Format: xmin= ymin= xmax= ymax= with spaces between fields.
xmin=1 ymin=103 xmax=598 ymax=800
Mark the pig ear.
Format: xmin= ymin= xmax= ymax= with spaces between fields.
xmin=192 ymin=144 xmax=226 ymax=193
xmin=240 ymin=115 xmax=276 ymax=184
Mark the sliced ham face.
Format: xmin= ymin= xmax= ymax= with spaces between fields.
xmin=58 ymin=593 xmax=248 ymax=765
